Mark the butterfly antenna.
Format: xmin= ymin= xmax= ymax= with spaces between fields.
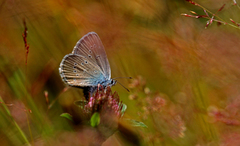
xmin=116 ymin=81 xmax=130 ymax=92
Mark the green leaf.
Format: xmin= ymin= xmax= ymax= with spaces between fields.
xmin=60 ymin=113 xmax=73 ymax=121
xmin=121 ymin=103 xmax=127 ymax=116
xmin=128 ymin=119 xmax=148 ymax=128
xmin=90 ymin=112 xmax=100 ymax=127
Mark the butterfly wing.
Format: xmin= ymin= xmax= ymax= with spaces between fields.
xmin=72 ymin=32 xmax=111 ymax=80
xmin=59 ymin=54 xmax=106 ymax=87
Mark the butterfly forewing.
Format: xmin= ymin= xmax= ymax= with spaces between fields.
xmin=59 ymin=54 xmax=106 ymax=87
xmin=72 ymin=32 xmax=111 ymax=79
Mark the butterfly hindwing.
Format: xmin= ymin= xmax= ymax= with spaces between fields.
xmin=72 ymin=32 xmax=111 ymax=80
xmin=59 ymin=54 xmax=106 ymax=87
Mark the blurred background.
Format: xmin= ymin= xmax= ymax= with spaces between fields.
xmin=1 ymin=0 xmax=240 ymax=145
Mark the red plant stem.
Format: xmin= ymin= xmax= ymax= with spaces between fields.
xmin=218 ymin=4 xmax=226 ymax=12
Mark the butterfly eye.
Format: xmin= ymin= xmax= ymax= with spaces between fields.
xmin=88 ymin=55 xmax=92 ymax=58
xmin=81 ymin=62 xmax=84 ymax=65
xmin=73 ymin=70 xmax=77 ymax=73
xmin=73 ymin=66 xmax=76 ymax=69
xmin=74 ymin=63 xmax=77 ymax=65
xmin=76 ymin=74 xmax=79 ymax=76
xmin=89 ymin=50 xmax=92 ymax=54
xmin=85 ymin=60 xmax=88 ymax=64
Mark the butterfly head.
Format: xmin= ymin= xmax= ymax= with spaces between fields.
xmin=108 ymin=79 xmax=117 ymax=87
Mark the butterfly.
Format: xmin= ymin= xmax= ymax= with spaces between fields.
xmin=59 ymin=32 xmax=116 ymax=101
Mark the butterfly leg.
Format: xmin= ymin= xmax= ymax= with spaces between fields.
xmin=83 ymin=86 xmax=98 ymax=101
